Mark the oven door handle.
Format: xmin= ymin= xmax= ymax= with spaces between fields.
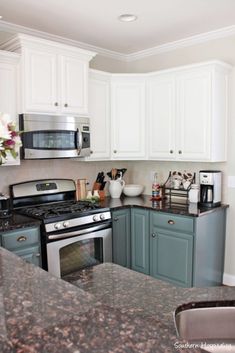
xmin=75 ymin=128 xmax=82 ymax=155
xmin=48 ymin=222 xmax=111 ymax=241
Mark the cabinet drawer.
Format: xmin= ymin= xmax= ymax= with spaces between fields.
xmin=1 ymin=227 xmax=40 ymax=250
xmin=151 ymin=212 xmax=194 ymax=234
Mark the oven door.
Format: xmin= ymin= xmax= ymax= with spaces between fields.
xmin=20 ymin=114 xmax=90 ymax=159
xmin=46 ymin=223 xmax=112 ymax=278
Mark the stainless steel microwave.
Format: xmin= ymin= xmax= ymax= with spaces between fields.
xmin=19 ymin=114 xmax=90 ymax=159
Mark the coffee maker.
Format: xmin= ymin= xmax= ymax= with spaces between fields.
xmin=199 ymin=171 xmax=221 ymax=208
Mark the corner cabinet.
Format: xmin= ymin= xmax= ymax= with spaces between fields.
xmin=1 ymin=34 xmax=96 ymax=115
xmin=147 ymin=61 xmax=231 ymax=162
xmin=1 ymin=226 xmax=42 ymax=267
xmin=111 ymin=76 xmax=146 ymax=160
xmin=87 ymin=70 xmax=111 ymax=160
xmin=0 ymin=50 xmax=20 ymax=166
xmin=112 ymin=209 xmax=131 ymax=268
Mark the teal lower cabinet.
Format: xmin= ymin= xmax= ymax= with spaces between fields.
xmin=150 ymin=221 xmax=193 ymax=287
xmin=131 ymin=208 xmax=150 ymax=275
xmin=1 ymin=226 xmax=42 ymax=267
xmin=112 ymin=209 xmax=131 ymax=268
xmin=129 ymin=208 xmax=226 ymax=287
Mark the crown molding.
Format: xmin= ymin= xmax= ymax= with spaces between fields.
xmin=126 ymin=25 xmax=235 ymax=62
xmin=0 ymin=20 xmax=127 ymax=61
xmin=1 ymin=20 xmax=235 ymax=63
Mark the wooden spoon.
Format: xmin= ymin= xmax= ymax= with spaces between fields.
xmin=111 ymin=168 xmax=117 ymax=180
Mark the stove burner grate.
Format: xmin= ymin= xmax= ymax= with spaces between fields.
xmin=18 ymin=200 xmax=102 ymax=219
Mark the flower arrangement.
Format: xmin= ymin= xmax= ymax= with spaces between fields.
xmin=0 ymin=113 xmax=22 ymax=165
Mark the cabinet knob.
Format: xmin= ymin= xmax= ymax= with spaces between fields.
xmin=168 ymin=220 xmax=175 ymax=225
xmin=64 ymin=103 xmax=68 ymax=107
xmin=178 ymin=150 xmax=182 ymax=154
xmin=34 ymin=253 xmax=41 ymax=257
xmin=151 ymin=233 xmax=157 ymax=238
xmin=113 ymin=150 xmax=117 ymax=154
xmin=54 ymin=102 xmax=59 ymax=106
xmin=90 ymin=150 xmax=93 ymax=154
xmin=17 ymin=236 xmax=27 ymax=242
xmin=114 ymin=217 xmax=119 ymax=222
xmin=170 ymin=150 xmax=174 ymax=154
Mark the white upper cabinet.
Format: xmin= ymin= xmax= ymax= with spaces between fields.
xmin=147 ymin=62 xmax=230 ymax=162
xmin=60 ymin=55 xmax=88 ymax=115
xmin=0 ymin=51 xmax=20 ymax=165
xmin=24 ymin=48 xmax=57 ymax=113
xmin=88 ymin=70 xmax=111 ymax=160
xmin=1 ymin=34 xmax=96 ymax=115
xmin=147 ymin=74 xmax=176 ymax=159
xmin=111 ymin=76 xmax=146 ymax=160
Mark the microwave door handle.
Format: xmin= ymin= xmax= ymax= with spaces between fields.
xmin=75 ymin=129 xmax=82 ymax=155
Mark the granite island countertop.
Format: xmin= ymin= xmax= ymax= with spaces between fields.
xmin=99 ymin=195 xmax=228 ymax=217
xmin=0 ymin=247 xmax=235 ymax=353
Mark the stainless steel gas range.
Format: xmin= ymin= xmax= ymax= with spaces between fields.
xmin=10 ymin=179 xmax=112 ymax=278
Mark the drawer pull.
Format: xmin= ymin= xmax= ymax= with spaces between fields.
xmin=17 ymin=236 xmax=27 ymax=242
xmin=152 ymin=233 xmax=157 ymax=238
xmin=114 ymin=217 xmax=119 ymax=222
xmin=35 ymin=253 xmax=41 ymax=257
xmin=168 ymin=220 xmax=175 ymax=225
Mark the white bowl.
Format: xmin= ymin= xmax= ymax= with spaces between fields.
xmin=123 ymin=184 xmax=144 ymax=197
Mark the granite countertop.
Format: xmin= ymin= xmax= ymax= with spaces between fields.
xmin=99 ymin=195 xmax=228 ymax=217
xmin=0 ymin=247 xmax=234 ymax=353
xmin=0 ymin=213 xmax=41 ymax=233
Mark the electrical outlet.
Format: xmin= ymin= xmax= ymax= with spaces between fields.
xmin=228 ymin=176 xmax=235 ymax=188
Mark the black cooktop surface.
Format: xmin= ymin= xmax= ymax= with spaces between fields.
xmin=16 ymin=200 xmax=105 ymax=221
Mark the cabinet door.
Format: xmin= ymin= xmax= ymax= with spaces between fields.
xmin=176 ymin=69 xmax=211 ymax=161
xmin=147 ymin=74 xmax=176 ymax=159
xmin=131 ymin=208 xmax=149 ymax=274
xmin=88 ymin=70 xmax=110 ymax=160
xmin=112 ymin=209 xmax=131 ymax=268
xmin=14 ymin=245 xmax=41 ymax=267
xmin=60 ymin=55 xmax=88 ymax=115
xmin=150 ymin=227 xmax=193 ymax=287
xmin=0 ymin=56 xmax=20 ymax=166
xmin=23 ymin=48 xmax=58 ymax=113
xmin=111 ymin=77 xmax=146 ymax=159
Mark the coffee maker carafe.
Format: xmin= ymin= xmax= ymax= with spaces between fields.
xmin=199 ymin=171 xmax=221 ymax=208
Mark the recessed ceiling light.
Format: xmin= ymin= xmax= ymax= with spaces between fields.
xmin=118 ymin=14 xmax=137 ymax=22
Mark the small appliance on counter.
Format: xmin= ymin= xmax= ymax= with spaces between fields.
xmin=0 ymin=194 xmax=12 ymax=218
xmin=199 ymin=170 xmax=222 ymax=208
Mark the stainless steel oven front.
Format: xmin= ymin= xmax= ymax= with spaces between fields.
xmin=46 ymin=222 xmax=112 ymax=278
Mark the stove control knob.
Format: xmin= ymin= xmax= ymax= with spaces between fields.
xmin=93 ymin=215 xmax=99 ymax=222
xmin=63 ymin=221 xmax=69 ymax=228
xmin=54 ymin=223 xmax=62 ymax=230
xmin=100 ymin=214 xmax=105 ymax=220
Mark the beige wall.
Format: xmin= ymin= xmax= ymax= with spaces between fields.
xmin=90 ymin=54 xmax=129 ymax=73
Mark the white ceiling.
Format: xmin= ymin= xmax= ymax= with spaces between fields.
xmin=0 ymin=0 xmax=235 ymax=54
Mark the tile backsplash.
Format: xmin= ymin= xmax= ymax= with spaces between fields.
xmin=1 ymin=159 xmax=227 ymax=203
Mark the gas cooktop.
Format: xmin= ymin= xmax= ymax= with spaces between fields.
xmin=17 ymin=200 xmax=106 ymax=220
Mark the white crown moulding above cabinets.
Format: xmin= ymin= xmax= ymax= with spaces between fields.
xmin=1 ymin=20 xmax=235 ymax=62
